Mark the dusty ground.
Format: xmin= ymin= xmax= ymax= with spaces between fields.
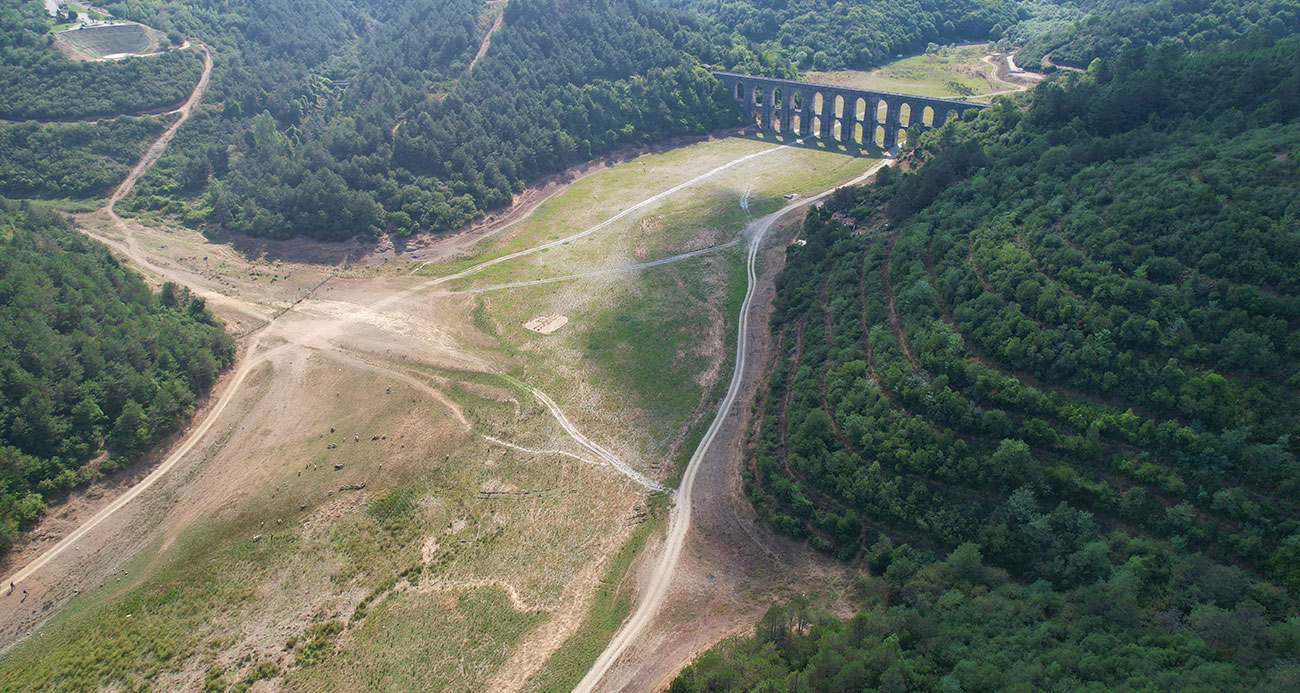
xmin=0 ymin=103 xmax=880 ymax=691
xmin=577 ymin=165 xmax=900 ymax=691
xmin=0 ymin=29 xmax=910 ymax=687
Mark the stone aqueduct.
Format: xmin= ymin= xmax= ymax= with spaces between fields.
xmin=712 ymin=71 xmax=988 ymax=148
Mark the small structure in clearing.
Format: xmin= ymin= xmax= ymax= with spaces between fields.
xmin=523 ymin=314 xmax=568 ymax=334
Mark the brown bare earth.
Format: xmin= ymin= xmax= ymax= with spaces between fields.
xmin=0 ymin=30 xmax=899 ymax=688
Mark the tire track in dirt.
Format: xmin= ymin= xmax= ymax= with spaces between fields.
xmin=575 ymin=151 xmax=899 ymax=693
xmin=1 ymin=335 xmax=287 ymax=589
xmin=468 ymin=1 xmax=506 ymax=72
xmin=430 ymin=146 xmax=782 ymax=286
xmin=455 ymin=239 xmax=740 ymax=294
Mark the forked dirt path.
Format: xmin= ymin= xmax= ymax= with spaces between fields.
xmin=576 ymin=151 xmax=900 ymax=692
xmin=0 ymin=76 xmax=800 ymax=660
xmin=975 ymin=53 xmax=1038 ymax=99
xmin=429 ymin=145 xmax=780 ymax=286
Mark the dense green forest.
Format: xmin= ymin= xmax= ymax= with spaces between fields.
xmin=0 ymin=200 xmax=235 ymax=552
xmin=673 ymin=545 xmax=1300 ymax=690
xmin=675 ymin=36 xmax=1300 ymax=688
xmin=17 ymin=0 xmax=1019 ymax=239
xmin=119 ymin=0 xmax=749 ymax=239
xmin=0 ymin=1 xmax=203 ymax=121
xmin=664 ymin=0 xmax=1017 ymax=71
xmin=0 ymin=115 xmax=170 ymax=199
xmin=1013 ymin=0 xmax=1300 ymax=68
xmin=114 ymin=0 xmax=767 ymax=239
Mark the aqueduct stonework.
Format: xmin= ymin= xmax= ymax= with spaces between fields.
xmin=712 ymin=71 xmax=988 ymax=148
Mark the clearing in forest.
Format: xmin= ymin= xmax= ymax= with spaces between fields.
xmin=807 ymin=43 xmax=1032 ymax=100
xmin=54 ymin=22 xmax=172 ymax=61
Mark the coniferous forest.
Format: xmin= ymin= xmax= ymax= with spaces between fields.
xmin=1012 ymin=0 xmax=1300 ymax=68
xmin=3 ymin=0 xmax=1300 ymax=685
xmin=2 ymin=0 xmax=1006 ymax=239
xmin=0 ymin=201 xmax=235 ymax=553
xmin=672 ymin=35 xmax=1300 ymax=691
xmin=0 ymin=2 xmax=203 ymax=121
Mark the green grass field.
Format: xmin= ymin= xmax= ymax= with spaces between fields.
xmin=0 ymin=132 xmax=880 ymax=690
xmin=807 ymin=43 xmax=1004 ymax=101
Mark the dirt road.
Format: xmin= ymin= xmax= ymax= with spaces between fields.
xmin=975 ymin=54 xmax=1038 ymax=99
xmin=432 ymin=145 xmax=780 ymax=286
xmin=110 ymin=45 xmax=212 ymax=209
xmin=1 ymin=43 xmax=226 ymax=591
xmin=469 ymin=1 xmax=506 ymax=71
xmin=575 ymin=151 xmax=900 ymax=693
xmin=0 ymin=114 xmax=791 ymax=628
xmin=460 ymin=240 xmax=740 ymax=294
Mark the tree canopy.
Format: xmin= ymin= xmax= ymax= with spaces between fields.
xmin=0 ymin=200 xmax=235 ymax=553
xmin=679 ymin=35 xmax=1300 ymax=689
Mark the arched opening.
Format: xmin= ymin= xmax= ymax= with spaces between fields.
xmin=854 ymin=97 xmax=867 ymax=122
xmin=896 ymin=127 xmax=908 ymax=145
xmin=922 ymin=106 xmax=935 ymax=126
xmin=874 ymin=125 xmax=885 ymax=146
xmin=832 ymin=95 xmax=845 ymax=137
xmin=734 ymin=82 xmax=745 ymax=101
xmin=813 ymin=92 xmax=824 ymax=118
xmin=791 ymin=89 xmax=804 ymax=133
xmin=876 ymin=101 xmax=888 ymax=124
xmin=753 ymin=85 xmax=764 ymax=108
xmin=853 ymin=122 xmax=864 ymax=145
xmin=899 ymin=103 xmax=912 ymax=127
xmin=811 ymin=116 xmax=822 ymax=137
xmin=773 ymin=88 xmax=783 ymax=109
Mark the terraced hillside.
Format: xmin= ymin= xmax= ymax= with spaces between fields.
xmin=669 ymin=35 xmax=1300 ymax=693
xmin=734 ymin=29 xmax=1300 ymax=660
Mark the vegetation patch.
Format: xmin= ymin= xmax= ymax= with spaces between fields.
xmin=0 ymin=116 xmax=172 ymax=199
xmin=685 ymin=36 xmax=1300 ymax=689
xmin=526 ymin=492 xmax=669 ymax=692
xmin=0 ymin=2 xmax=202 ymax=121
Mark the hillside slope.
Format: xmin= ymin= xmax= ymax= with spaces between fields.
xmin=673 ymin=36 xmax=1300 ymax=690
xmin=0 ymin=200 xmax=235 ymax=553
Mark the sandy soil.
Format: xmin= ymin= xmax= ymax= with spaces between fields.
xmin=524 ymin=314 xmax=569 ymax=334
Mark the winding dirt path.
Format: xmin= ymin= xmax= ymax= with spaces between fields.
xmin=1 ymin=43 xmax=220 ymax=591
xmin=0 ymin=113 xmax=792 ymax=612
xmin=575 ymin=151 xmax=899 ymax=693
xmin=973 ymin=54 xmax=1036 ymax=99
xmin=0 ymin=335 xmax=280 ymax=588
